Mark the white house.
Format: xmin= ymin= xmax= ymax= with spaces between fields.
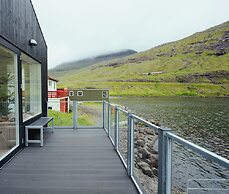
xmin=48 ymin=75 xmax=58 ymax=92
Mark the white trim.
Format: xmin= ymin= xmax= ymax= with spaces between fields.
xmin=14 ymin=54 xmax=20 ymax=147
xmin=23 ymin=112 xmax=42 ymax=122
xmin=69 ymin=91 xmax=74 ymax=96
xmin=77 ymin=91 xmax=83 ymax=96
xmin=102 ymin=91 xmax=108 ymax=98
xmin=0 ymin=145 xmax=20 ymax=161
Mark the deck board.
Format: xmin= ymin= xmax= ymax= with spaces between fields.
xmin=0 ymin=129 xmax=138 ymax=194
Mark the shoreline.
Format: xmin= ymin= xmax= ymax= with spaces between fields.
xmin=110 ymin=95 xmax=229 ymax=98
xmin=59 ymin=82 xmax=229 ymax=98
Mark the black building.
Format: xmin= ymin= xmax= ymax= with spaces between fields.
xmin=0 ymin=0 xmax=47 ymax=167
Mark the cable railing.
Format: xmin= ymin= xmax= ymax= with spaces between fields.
xmin=103 ymin=101 xmax=229 ymax=194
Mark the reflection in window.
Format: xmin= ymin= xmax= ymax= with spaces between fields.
xmin=48 ymin=80 xmax=52 ymax=87
xmin=21 ymin=53 xmax=42 ymax=121
xmin=54 ymin=82 xmax=56 ymax=90
xmin=0 ymin=44 xmax=19 ymax=159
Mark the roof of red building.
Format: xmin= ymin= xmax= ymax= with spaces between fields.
xmin=48 ymin=75 xmax=59 ymax=82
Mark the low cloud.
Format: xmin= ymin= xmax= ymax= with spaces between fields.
xmin=32 ymin=0 xmax=229 ymax=68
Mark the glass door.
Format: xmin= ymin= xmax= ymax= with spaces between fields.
xmin=0 ymin=44 xmax=19 ymax=160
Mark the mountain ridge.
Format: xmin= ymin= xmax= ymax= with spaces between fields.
xmin=49 ymin=49 xmax=137 ymax=72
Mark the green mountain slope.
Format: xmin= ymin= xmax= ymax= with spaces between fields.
xmin=49 ymin=49 xmax=137 ymax=72
xmin=50 ymin=21 xmax=229 ymax=97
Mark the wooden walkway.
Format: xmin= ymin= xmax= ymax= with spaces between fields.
xmin=0 ymin=129 xmax=138 ymax=194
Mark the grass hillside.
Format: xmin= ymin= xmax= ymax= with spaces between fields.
xmin=50 ymin=21 xmax=229 ymax=97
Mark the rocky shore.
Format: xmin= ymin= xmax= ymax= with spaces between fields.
xmin=118 ymin=120 xmax=159 ymax=194
xmin=134 ymin=124 xmax=159 ymax=194
xmin=118 ymin=120 xmax=186 ymax=194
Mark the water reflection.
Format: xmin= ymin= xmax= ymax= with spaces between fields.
xmin=111 ymin=97 xmax=229 ymax=191
xmin=111 ymin=97 xmax=229 ymax=159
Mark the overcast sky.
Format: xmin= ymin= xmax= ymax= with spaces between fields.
xmin=32 ymin=0 xmax=229 ymax=69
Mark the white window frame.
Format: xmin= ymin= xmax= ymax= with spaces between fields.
xmin=77 ymin=91 xmax=83 ymax=96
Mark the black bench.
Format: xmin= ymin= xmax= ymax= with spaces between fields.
xmin=25 ymin=117 xmax=54 ymax=147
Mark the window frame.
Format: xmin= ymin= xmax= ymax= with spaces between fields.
xmin=77 ymin=91 xmax=84 ymax=96
xmin=0 ymin=40 xmax=20 ymax=162
xmin=21 ymin=52 xmax=42 ymax=122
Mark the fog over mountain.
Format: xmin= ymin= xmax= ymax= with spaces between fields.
xmin=50 ymin=49 xmax=137 ymax=72
xmin=32 ymin=0 xmax=229 ymax=68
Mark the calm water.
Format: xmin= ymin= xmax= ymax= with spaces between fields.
xmin=111 ymin=97 xmax=229 ymax=191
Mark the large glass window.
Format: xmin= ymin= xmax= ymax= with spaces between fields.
xmin=0 ymin=44 xmax=19 ymax=160
xmin=21 ymin=53 xmax=42 ymax=121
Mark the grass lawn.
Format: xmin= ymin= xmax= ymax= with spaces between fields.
xmin=48 ymin=102 xmax=103 ymax=127
xmin=58 ymin=81 xmax=229 ymax=97
xmin=48 ymin=109 xmax=94 ymax=127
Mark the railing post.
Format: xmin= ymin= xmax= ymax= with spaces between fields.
xmin=127 ymin=113 xmax=134 ymax=176
xmin=166 ymin=136 xmax=172 ymax=194
xmin=158 ymin=128 xmax=172 ymax=194
xmin=73 ymin=101 xmax=78 ymax=129
xmin=103 ymin=101 xmax=106 ymax=130
xmin=108 ymin=103 xmax=111 ymax=137
xmin=115 ymin=107 xmax=119 ymax=150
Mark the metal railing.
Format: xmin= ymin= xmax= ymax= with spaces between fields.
xmin=48 ymin=100 xmax=103 ymax=128
xmin=103 ymin=101 xmax=229 ymax=194
xmin=48 ymin=99 xmax=229 ymax=193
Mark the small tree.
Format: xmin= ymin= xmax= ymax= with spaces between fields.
xmin=0 ymin=73 xmax=14 ymax=118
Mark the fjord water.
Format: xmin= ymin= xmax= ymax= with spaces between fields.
xmin=111 ymin=97 xmax=229 ymax=191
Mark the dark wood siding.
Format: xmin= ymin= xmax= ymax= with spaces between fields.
xmin=0 ymin=0 xmax=48 ymax=168
xmin=0 ymin=0 xmax=48 ymax=116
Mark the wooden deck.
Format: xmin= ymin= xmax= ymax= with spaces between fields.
xmin=0 ymin=129 xmax=138 ymax=194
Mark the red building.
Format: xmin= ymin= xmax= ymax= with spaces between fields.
xmin=48 ymin=76 xmax=69 ymax=113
